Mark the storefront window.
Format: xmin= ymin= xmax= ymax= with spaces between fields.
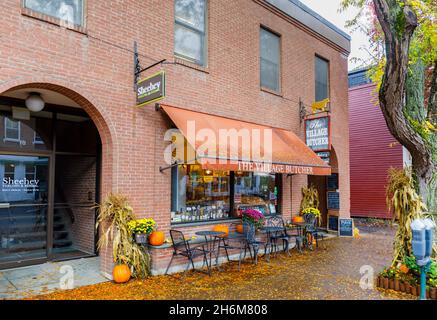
xmin=171 ymin=164 xmax=230 ymax=224
xmin=0 ymin=112 xmax=53 ymax=152
xmin=234 ymin=172 xmax=278 ymax=217
xmin=171 ymin=165 xmax=280 ymax=225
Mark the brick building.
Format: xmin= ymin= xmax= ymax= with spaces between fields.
xmin=0 ymin=0 xmax=350 ymax=276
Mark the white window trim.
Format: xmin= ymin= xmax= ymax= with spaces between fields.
xmin=260 ymin=27 xmax=281 ymax=93
xmin=33 ymin=132 xmax=44 ymax=145
xmin=22 ymin=0 xmax=86 ymax=28
xmin=3 ymin=117 xmax=21 ymax=143
xmin=174 ymin=0 xmax=208 ymax=66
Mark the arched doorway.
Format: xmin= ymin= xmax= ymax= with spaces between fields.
xmin=308 ymin=146 xmax=339 ymax=228
xmin=0 ymin=85 xmax=108 ymax=269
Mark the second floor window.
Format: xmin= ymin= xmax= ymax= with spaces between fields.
xmin=4 ymin=118 xmax=20 ymax=142
xmin=260 ymin=28 xmax=281 ymax=93
xmin=23 ymin=0 xmax=84 ymax=26
xmin=174 ymin=0 xmax=207 ymax=66
xmin=315 ymin=56 xmax=329 ymax=102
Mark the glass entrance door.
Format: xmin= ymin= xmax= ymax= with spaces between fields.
xmin=0 ymin=154 xmax=49 ymax=266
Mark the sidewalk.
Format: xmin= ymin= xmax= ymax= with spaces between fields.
xmin=0 ymin=257 xmax=107 ymax=299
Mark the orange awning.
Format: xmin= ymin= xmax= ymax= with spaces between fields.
xmin=160 ymin=104 xmax=331 ymax=176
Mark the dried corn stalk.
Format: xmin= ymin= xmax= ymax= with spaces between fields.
xmin=300 ymin=184 xmax=320 ymax=212
xmin=95 ymin=193 xmax=150 ymax=278
xmin=386 ymin=168 xmax=427 ymax=267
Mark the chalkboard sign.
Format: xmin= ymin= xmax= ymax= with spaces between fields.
xmin=339 ymin=218 xmax=354 ymax=237
xmin=328 ymin=215 xmax=339 ymax=231
xmin=327 ymin=191 xmax=340 ymax=209
xmin=327 ymin=173 xmax=339 ymax=190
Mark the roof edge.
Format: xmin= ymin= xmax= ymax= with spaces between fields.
xmin=265 ymin=0 xmax=351 ymax=53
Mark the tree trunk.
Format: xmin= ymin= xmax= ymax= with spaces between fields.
xmin=373 ymin=0 xmax=435 ymax=206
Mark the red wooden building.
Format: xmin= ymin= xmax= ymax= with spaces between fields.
xmin=348 ymin=68 xmax=410 ymax=219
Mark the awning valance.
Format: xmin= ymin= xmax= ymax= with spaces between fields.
xmin=160 ymin=104 xmax=331 ymax=176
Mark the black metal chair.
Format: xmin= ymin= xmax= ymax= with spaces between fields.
xmin=215 ymin=222 xmax=248 ymax=270
xmin=303 ymin=213 xmax=325 ymax=249
xmin=216 ymin=221 xmax=266 ymax=270
xmin=165 ymin=229 xmax=210 ymax=279
xmin=265 ymin=216 xmax=302 ymax=256
xmin=242 ymin=221 xmax=267 ymax=265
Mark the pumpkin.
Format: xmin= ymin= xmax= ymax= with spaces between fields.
xmin=213 ymin=224 xmax=229 ymax=237
xmin=149 ymin=231 xmax=165 ymax=246
xmin=112 ymin=264 xmax=131 ymax=283
xmin=236 ymin=224 xmax=244 ymax=234
xmin=399 ymin=264 xmax=409 ymax=274
xmin=292 ymin=216 xmax=304 ymax=223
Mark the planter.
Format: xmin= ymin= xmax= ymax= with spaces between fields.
xmin=399 ymin=281 xmax=406 ymax=293
xmin=411 ymin=285 xmax=417 ymax=296
xmin=382 ymin=277 xmax=389 ymax=289
xmin=430 ymin=287 xmax=437 ymax=299
xmin=405 ymin=283 xmax=411 ymax=294
xmin=389 ymin=279 xmax=395 ymax=290
xmin=394 ymin=279 xmax=400 ymax=291
xmin=135 ymin=233 xmax=148 ymax=244
xmin=376 ymin=276 xmax=382 ymax=288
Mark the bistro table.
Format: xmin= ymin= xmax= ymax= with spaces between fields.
xmin=259 ymin=226 xmax=284 ymax=261
xmin=195 ymin=230 xmax=226 ymax=274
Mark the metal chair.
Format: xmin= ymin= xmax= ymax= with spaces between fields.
xmin=216 ymin=222 xmax=248 ymax=270
xmin=266 ymin=216 xmax=302 ymax=256
xmin=165 ymin=229 xmax=210 ymax=279
xmin=303 ymin=213 xmax=325 ymax=249
xmin=242 ymin=221 xmax=267 ymax=265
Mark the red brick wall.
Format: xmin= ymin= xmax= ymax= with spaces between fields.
xmin=55 ymin=156 xmax=97 ymax=254
xmin=0 ymin=0 xmax=350 ymax=275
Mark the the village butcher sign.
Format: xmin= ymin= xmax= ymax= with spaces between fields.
xmin=305 ymin=116 xmax=330 ymax=151
xmin=136 ymin=71 xmax=165 ymax=107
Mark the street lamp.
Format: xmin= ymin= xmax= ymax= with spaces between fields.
xmin=25 ymin=92 xmax=45 ymax=112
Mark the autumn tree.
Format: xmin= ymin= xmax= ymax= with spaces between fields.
xmin=341 ymin=0 xmax=436 ymax=212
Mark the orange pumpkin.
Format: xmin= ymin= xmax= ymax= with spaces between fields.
xmin=213 ymin=224 xmax=229 ymax=237
xmin=292 ymin=216 xmax=304 ymax=223
xmin=236 ymin=224 xmax=244 ymax=234
xmin=112 ymin=264 xmax=131 ymax=283
xmin=149 ymin=231 xmax=165 ymax=246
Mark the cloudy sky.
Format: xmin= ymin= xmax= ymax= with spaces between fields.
xmin=299 ymin=0 xmax=371 ymax=71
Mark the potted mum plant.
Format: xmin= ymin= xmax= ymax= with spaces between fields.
xmin=128 ymin=218 xmax=156 ymax=244
xmin=242 ymin=209 xmax=265 ymax=230
xmin=302 ymin=207 xmax=322 ymax=226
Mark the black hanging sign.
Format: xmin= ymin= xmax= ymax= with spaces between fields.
xmin=136 ymin=71 xmax=165 ymax=107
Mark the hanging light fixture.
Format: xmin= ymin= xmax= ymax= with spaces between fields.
xmin=25 ymin=92 xmax=45 ymax=112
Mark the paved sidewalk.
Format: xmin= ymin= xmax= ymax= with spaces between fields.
xmin=0 ymin=257 xmax=107 ymax=299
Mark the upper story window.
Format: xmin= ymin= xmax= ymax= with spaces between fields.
xmin=4 ymin=118 xmax=21 ymax=142
xmin=23 ymin=0 xmax=84 ymax=26
xmin=315 ymin=56 xmax=329 ymax=102
xmin=174 ymin=0 xmax=207 ymax=66
xmin=260 ymin=27 xmax=281 ymax=93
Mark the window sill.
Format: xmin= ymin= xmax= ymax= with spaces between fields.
xmin=21 ymin=7 xmax=87 ymax=35
xmin=3 ymin=138 xmax=21 ymax=143
xmin=260 ymin=87 xmax=283 ymax=98
xmin=174 ymin=57 xmax=209 ymax=74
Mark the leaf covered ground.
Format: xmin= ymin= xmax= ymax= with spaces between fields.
xmin=28 ymin=226 xmax=413 ymax=300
